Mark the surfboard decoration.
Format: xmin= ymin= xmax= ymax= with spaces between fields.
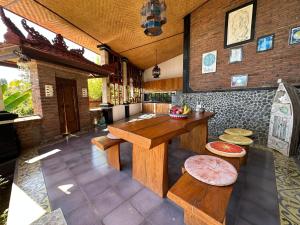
xmin=268 ymin=80 xmax=300 ymax=156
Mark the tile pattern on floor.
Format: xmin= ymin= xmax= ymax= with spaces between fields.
xmin=273 ymin=151 xmax=300 ymax=225
xmin=39 ymin=129 xmax=282 ymax=225
xmin=7 ymin=147 xmax=68 ymax=225
xmin=12 ymin=148 xmax=51 ymax=212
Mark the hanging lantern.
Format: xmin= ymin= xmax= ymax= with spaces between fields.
xmin=152 ymin=65 xmax=160 ymax=78
xmin=141 ymin=0 xmax=167 ymax=36
xmin=152 ymin=49 xmax=160 ymax=78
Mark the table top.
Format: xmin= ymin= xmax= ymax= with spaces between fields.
xmin=108 ymin=112 xmax=214 ymax=149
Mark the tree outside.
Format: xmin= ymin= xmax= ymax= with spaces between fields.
xmin=1 ymin=78 xmax=33 ymax=116
xmin=88 ymin=78 xmax=102 ymax=101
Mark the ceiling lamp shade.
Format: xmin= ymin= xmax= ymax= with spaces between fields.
xmin=141 ymin=0 xmax=167 ymax=36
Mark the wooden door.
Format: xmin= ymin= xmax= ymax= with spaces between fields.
xmin=56 ymin=77 xmax=80 ymax=134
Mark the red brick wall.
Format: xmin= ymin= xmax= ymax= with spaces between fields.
xmin=30 ymin=61 xmax=91 ymax=144
xmin=189 ymin=0 xmax=300 ymax=91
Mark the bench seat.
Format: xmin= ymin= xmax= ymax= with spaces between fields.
xmin=167 ymin=172 xmax=233 ymax=225
xmin=91 ymin=136 xmax=124 ymax=170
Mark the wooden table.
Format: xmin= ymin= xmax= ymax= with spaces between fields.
xmin=108 ymin=112 xmax=214 ymax=197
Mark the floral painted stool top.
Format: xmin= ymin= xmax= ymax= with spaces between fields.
xmin=224 ymin=128 xmax=253 ymax=137
xmin=107 ymin=133 xmax=120 ymax=140
xmin=206 ymin=141 xmax=246 ymax=158
xmin=184 ymin=155 xmax=238 ymax=186
xmin=219 ymin=134 xmax=253 ymax=146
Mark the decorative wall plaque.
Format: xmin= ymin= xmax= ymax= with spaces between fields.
xmin=82 ymin=88 xmax=88 ymax=98
xmin=224 ymin=1 xmax=257 ymax=48
xmin=202 ymin=50 xmax=217 ymax=74
xmin=45 ymin=85 xmax=54 ymax=97
xmin=229 ymin=47 xmax=243 ymax=63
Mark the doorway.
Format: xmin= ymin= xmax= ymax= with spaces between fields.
xmin=56 ymin=77 xmax=80 ymax=134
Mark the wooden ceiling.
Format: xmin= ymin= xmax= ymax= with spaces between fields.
xmin=1 ymin=0 xmax=208 ymax=69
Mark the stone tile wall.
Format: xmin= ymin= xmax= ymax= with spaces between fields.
xmin=175 ymin=88 xmax=300 ymax=145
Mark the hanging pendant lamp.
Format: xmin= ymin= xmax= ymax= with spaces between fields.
xmin=152 ymin=49 xmax=160 ymax=78
xmin=141 ymin=0 xmax=167 ymax=36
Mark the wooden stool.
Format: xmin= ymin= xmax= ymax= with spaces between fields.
xmin=91 ymin=136 xmax=124 ymax=170
xmin=219 ymin=134 xmax=253 ymax=165
xmin=205 ymin=141 xmax=246 ymax=171
xmin=168 ymin=173 xmax=233 ymax=225
xmin=224 ymin=128 xmax=253 ymax=137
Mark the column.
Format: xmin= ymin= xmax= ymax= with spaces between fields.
xmin=0 ymin=86 xmax=4 ymax=111
xmin=101 ymin=77 xmax=111 ymax=105
xmin=97 ymin=44 xmax=111 ymax=106
xmin=122 ymin=57 xmax=128 ymax=103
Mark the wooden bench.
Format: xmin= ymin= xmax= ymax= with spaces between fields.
xmin=91 ymin=136 xmax=124 ymax=170
xmin=167 ymin=172 xmax=233 ymax=225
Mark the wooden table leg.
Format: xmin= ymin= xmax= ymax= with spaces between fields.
xmin=180 ymin=119 xmax=208 ymax=154
xmin=132 ymin=142 xmax=168 ymax=197
xmin=107 ymin=145 xmax=121 ymax=171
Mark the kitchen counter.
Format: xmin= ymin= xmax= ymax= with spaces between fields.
xmin=142 ymin=102 xmax=171 ymax=114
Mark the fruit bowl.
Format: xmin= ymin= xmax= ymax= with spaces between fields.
xmin=169 ymin=105 xmax=191 ymax=119
xmin=169 ymin=113 xmax=189 ymax=119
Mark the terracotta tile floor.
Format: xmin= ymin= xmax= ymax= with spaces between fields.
xmin=39 ymin=129 xmax=280 ymax=225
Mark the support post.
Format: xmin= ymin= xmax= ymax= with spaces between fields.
xmin=98 ymin=44 xmax=111 ymax=106
xmin=0 ymin=86 xmax=4 ymax=111
xmin=122 ymin=57 xmax=128 ymax=103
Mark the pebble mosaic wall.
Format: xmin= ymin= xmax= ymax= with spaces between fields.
xmin=174 ymin=88 xmax=300 ymax=145
xmin=174 ymin=89 xmax=273 ymax=145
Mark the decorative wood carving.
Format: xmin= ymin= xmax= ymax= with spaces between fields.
xmin=21 ymin=19 xmax=51 ymax=46
xmin=0 ymin=8 xmax=25 ymax=44
xmin=52 ymin=34 xmax=68 ymax=51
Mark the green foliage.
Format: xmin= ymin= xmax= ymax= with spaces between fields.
xmin=88 ymin=78 xmax=103 ymax=101
xmin=1 ymin=78 xmax=33 ymax=116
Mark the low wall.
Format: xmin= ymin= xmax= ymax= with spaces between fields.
xmin=14 ymin=116 xmax=42 ymax=150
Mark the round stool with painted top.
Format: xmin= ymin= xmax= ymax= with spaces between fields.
xmin=224 ymin=128 xmax=253 ymax=137
xmin=184 ymin=155 xmax=238 ymax=186
xmin=219 ymin=134 xmax=253 ymax=165
xmin=205 ymin=141 xmax=246 ymax=171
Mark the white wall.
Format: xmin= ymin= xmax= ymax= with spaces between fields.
xmin=129 ymin=103 xmax=142 ymax=116
xmin=112 ymin=105 xmax=125 ymax=122
xmin=143 ymin=54 xmax=183 ymax=82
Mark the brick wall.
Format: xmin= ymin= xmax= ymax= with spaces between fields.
xmin=14 ymin=116 xmax=42 ymax=149
xmin=30 ymin=60 xmax=91 ymax=144
xmin=189 ymin=0 xmax=300 ymax=91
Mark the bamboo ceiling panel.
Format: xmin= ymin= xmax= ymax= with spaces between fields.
xmin=1 ymin=0 xmax=208 ymax=69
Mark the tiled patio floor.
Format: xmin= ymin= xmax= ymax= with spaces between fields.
xmin=39 ymin=128 xmax=280 ymax=225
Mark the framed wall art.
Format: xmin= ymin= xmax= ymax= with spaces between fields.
xmin=229 ymin=47 xmax=243 ymax=63
xmin=231 ymin=74 xmax=248 ymax=88
xmin=202 ymin=50 xmax=217 ymax=74
xmin=289 ymin=26 xmax=300 ymax=45
xmin=257 ymin=34 xmax=275 ymax=52
xmin=224 ymin=0 xmax=257 ymax=48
